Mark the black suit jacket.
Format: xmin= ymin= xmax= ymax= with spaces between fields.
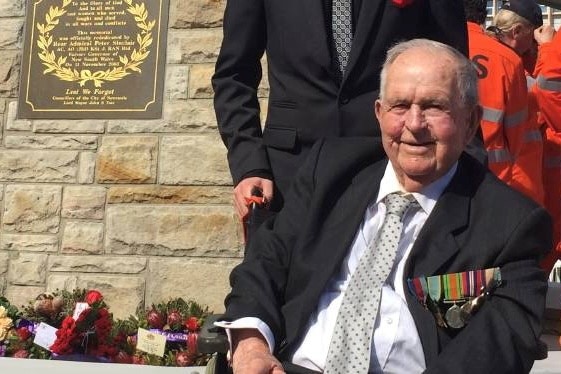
xmin=224 ymin=138 xmax=551 ymax=373
xmin=212 ymin=0 xmax=469 ymax=204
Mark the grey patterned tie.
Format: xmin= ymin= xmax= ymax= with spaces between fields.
xmin=324 ymin=193 xmax=417 ymax=374
xmin=331 ymin=0 xmax=353 ymax=77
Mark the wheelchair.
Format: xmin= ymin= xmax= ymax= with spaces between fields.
xmin=198 ymin=313 xmax=230 ymax=374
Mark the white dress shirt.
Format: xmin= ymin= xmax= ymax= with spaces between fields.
xmin=217 ymin=162 xmax=457 ymax=373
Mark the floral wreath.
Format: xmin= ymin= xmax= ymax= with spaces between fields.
xmin=36 ymin=0 xmax=155 ymax=87
xmin=0 ymin=289 xmax=212 ymax=366
xmin=50 ymin=290 xmax=114 ymax=357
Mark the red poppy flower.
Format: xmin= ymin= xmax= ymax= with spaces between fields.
xmin=185 ymin=317 xmax=199 ymax=332
xmin=187 ymin=332 xmax=198 ymax=354
xmin=61 ymin=316 xmax=75 ymax=329
xmin=392 ymin=0 xmax=414 ymax=8
xmin=85 ymin=290 xmax=103 ymax=305
xmin=16 ymin=327 xmax=31 ymax=341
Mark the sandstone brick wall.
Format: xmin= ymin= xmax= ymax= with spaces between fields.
xmin=0 ymin=0 xmax=265 ymax=318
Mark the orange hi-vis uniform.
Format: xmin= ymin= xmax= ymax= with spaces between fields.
xmin=527 ymin=31 xmax=561 ymax=272
xmin=467 ymin=22 xmax=544 ymax=205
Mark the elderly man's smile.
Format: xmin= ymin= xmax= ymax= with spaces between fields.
xmin=399 ymin=140 xmax=435 ymax=152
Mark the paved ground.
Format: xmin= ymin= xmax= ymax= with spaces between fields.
xmin=532 ymin=350 xmax=561 ymax=373
xmin=534 ymin=282 xmax=561 ymax=373
xmin=1 ymin=350 xmax=559 ymax=373
xmin=0 ymin=358 xmax=206 ymax=373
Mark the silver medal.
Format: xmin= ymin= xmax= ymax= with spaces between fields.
xmin=444 ymin=303 xmax=465 ymax=329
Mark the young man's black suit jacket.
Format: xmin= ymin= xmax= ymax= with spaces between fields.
xmin=212 ymin=0 xmax=470 ymax=205
xmin=224 ymin=138 xmax=551 ymax=373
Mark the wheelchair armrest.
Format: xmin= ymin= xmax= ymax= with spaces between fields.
xmin=198 ymin=314 xmax=229 ymax=354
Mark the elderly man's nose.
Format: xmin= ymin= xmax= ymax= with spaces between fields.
xmin=404 ymin=106 xmax=426 ymax=130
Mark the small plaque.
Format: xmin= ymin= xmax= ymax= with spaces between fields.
xmin=136 ymin=327 xmax=166 ymax=357
xmin=33 ymin=322 xmax=58 ymax=351
xmin=18 ymin=0 xmax=169 ymax=119
xmin=72 ymin=302 xmax=89 ymax=320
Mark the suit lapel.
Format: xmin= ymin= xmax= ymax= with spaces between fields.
xmin=302 ymin=0 xmax=386 ymax=83
xmin=310 ymin=156 xmax=474 ymax=299
xmin=403 ymin=158 xmax=474 ymax=365
xmin=291 ymin=159 xmax=387 ymax=337
xmin=407 ymin=161 xmax=473 ymax=278
xmin=301 ymin=0 xmax=332 ymax=72
xmin=308 ymin=159 xmax=388 ymax=294
xmin=341 ymin=157 xmax=388 ymax=249
xmin=403 ymin=185 xmax=468 ymax=363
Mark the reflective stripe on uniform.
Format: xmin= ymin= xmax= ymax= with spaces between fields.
xmin=537 ymin=75 xmax=561 ymax=92
xmin=524 ymin=129 xmax=543 ymax=143
xmin=481 ymin=107 xmax=503 ymax=124
xmin=527 ymin=75 xmax=536 ymax=90
xmin=504 ymin=107 xmax=527 ymax=128
xmin=488 ymin=148 xmax=513 ymax=163
xmin=481 ymin=106 xmax=527 ymax=128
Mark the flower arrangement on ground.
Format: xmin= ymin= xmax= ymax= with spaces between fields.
xmin=49 ymin=289 xmax=114 ymax=359
xmin=0 ymin=296 xmax=50 ymax=359
xmin=0 ymin=289 xmax=213 ymax=367
xmin=112 ymin=297 xmax=210 ymax=366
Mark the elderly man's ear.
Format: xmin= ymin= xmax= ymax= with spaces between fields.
xmin=466 ymin=105 xmax=483 ymax=141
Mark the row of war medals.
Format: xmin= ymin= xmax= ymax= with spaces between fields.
xmin=407 ymin=267 xmax=502 ymax=329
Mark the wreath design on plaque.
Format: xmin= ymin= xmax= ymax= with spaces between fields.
xmin=36 ymin=0 xmax=155 ymax=87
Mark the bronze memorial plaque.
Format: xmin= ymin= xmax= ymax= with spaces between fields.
xmin=18 ymin=0 xmax=169 ymax=119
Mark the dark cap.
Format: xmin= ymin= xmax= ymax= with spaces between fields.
xmin=501 ymin=0 xmax=543 ymax=27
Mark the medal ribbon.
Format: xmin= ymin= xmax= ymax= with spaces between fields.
xmin=443 ymin=272 xmax=463 ymax=300
xmin=426 ymin=275 xmax=442 ymax=303
xmin=462 ymin=270 xmax=472 ymax=297
xmin=407 ymin=277 xmax=428 ymax=306
xmin=408 ymin=268 xmax=501 ymax=302
xmin=485 ymin=267 xmax=501 ymax=284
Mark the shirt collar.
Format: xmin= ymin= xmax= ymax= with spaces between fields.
xmin=376 ymin=162 xmax=458 ymax=215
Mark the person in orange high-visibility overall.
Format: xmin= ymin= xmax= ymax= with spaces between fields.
xmin=492 ymin=0 xmax=561 ymax=273
xmin=464 ymin=0 xmax=544 ymax=205
xmin=528 ymin=26 xmax=561 ymax=272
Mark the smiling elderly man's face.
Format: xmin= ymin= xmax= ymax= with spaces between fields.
xmin=374 ymin=47 xmax=478 ymax=191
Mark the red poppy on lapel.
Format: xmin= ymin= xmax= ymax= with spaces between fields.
xmin=392 ymin=0 xmax=414 ymax=8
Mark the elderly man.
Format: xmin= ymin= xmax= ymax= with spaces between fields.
xmin=219 ymin=39 xmax=551 ymax=374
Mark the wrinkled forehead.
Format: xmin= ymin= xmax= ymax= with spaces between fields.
xmin=385 ymin=51 xmax=460 ymax=95
xmin=391 ymin=47 xmax=460 ymax=75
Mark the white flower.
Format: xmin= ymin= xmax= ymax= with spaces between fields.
xmin=0 ymin=306 xmax=7 ymax=319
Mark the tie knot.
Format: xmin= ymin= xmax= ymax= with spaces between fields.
xmin=384 ymin=192 xmax=415 ymax=218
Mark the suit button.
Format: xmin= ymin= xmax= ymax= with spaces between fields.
xmin=340 ymin=96 xmax=350 ymax=105
xmin=386 ymin=318 xmax=393 ymax=325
